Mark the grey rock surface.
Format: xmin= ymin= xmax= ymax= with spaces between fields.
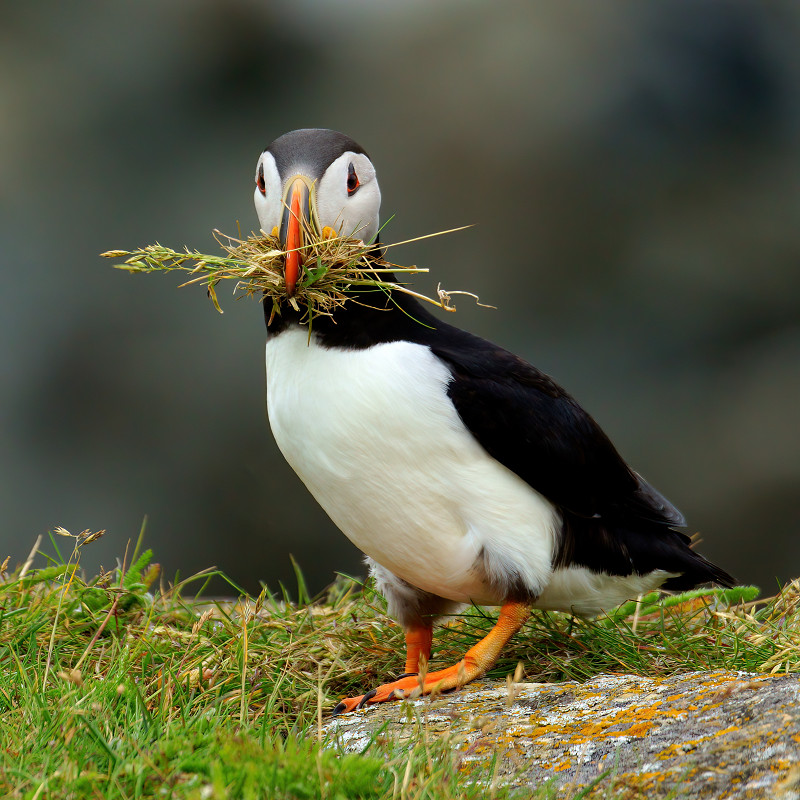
xmin=326 ymin=671 xmax=800 ymax=798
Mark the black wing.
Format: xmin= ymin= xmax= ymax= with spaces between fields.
xmin=432 ymin=334 xmax=735 ymax=588
xmin=432 ymin=336 xmax=683 ymax=527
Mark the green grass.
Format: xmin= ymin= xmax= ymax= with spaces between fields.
xmin=0 ymin=526 xmax=795 ymax=799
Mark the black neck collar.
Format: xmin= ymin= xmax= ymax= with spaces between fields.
xmin=264 ymin=276 xmax=445 ymax=350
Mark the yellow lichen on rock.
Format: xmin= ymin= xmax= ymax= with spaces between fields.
xmin=326 ymin=671 xmax=800 ymax=799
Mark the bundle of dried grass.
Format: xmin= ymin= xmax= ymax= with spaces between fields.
xmin=102 ymin=225 xmax=485 ymax=324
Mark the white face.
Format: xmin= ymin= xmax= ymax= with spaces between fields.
xmin=253 ymin=151 xmax=381 ymax=245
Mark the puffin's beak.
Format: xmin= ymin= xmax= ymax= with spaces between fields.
xmin=279 ymin=176 xmax=312 ymax=297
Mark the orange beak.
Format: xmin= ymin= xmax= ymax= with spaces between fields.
xmin=279 ymin=177 xmax=311 ymax=297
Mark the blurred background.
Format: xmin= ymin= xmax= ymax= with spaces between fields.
xmin=2 ymin=0 xmax=799 ymax=597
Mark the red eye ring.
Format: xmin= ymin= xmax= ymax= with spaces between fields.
xmin=256 ymin=163 xmax=266 ymax=196
xmin=347 ymin=162 xmax=360 ymax=196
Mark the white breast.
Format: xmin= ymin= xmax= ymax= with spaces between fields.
xmin=265 ymin=326 xmax=560 ymax=605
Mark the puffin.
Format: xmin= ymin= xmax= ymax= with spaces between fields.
xmin=254 ymin=128 xmax=734 ymax=715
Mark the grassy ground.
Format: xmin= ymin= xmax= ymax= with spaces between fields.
xmin=0 ymin=527 xmax=795 ymax=799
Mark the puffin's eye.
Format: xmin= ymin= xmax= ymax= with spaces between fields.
xmin=256 ymin=162 xmax=266 ymax=196
xmin=346 ymin=162 xmax=360 ymax=196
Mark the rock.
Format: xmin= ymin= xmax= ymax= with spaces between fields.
xmin=325 ymin=671 xmax=800 ymax=798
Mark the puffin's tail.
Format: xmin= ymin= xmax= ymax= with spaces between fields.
xmin=558 ymin=514 xmax=736 ymax=590
xmin=660 ymin=539 xmax=736 ymax=591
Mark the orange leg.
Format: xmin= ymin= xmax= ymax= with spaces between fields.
xmin=333 ymin=601 xmax=530 ymax=715
xmin=402 ymin=624 xmax=433 ymax=675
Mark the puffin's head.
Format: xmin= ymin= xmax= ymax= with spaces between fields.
xmin=254 ymin=128 xmax=381 ymax=296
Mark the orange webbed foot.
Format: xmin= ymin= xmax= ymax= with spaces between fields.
xmin=332 ymin=673 xmax=435 ymax=716
xmin=332 ymin=660 xmax=476 ymax=715
xmin=331 ymin=602 xmax=531 ymax=716
xmin=332 ymin=683 xmax=409 ymax=716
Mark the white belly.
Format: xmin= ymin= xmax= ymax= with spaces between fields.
xmin=265 ymin=326 xmax=559 ymax=605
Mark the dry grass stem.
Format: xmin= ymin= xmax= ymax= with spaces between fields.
xmin=103 ymin=224 xmax=484 ymax=324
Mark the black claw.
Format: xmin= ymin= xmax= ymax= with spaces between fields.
xmin=355 ymin=688 xmax=378 ymax=710
xmin=332 ymin=687 xmax=379 ymax=716
xmin=396 ymin=672 xmax=419 ymax=679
